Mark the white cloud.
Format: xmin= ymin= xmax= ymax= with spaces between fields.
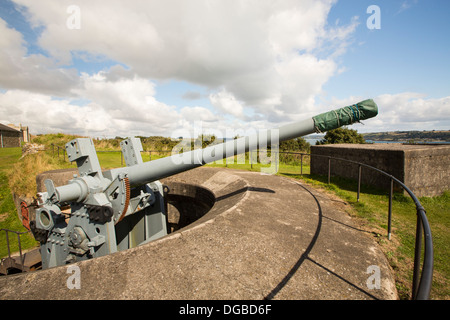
xmin=0 ymin=18 xmax=78 ymax=96
xmin=0 ymin=71 xmax=183 ymax=137
xmin=180 ymin=106 xmax=218 ymax=123
xmin=3 ymin=0 xmax=445 ymax=139
xmin=72 ymin=72 xmax=184 ymax=136
xmin=323 ymin=93 xmax=450 ymax=133
xmin=209 ymin=89 xmax=245 ymax=119
xmin=0 ymin=90 xmax=112 ymax=136
xmin=375 ymin=93 xmax=450 ymax=130
xmin=9 ymin=0 xmax=355 ymax=120
xmin=268 ymin=0 xmax=335 ymax=55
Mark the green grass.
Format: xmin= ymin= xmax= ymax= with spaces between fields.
xmin=0 ymin=172 xmax=38 ymax=258
xmin=0 ymin=148 xmax=39 ymax=258
xmin=0 ymin=147 xmax=22 ymax=172
xmin=97 ymin=151 xmax=123 ymax=169
xmin=206 ymin=157 xmax=311 ymax=175
xmin=2 ymin=144 xmax=447 ymax=300
xmin=97 ymin=151 xmax=154 ymax=169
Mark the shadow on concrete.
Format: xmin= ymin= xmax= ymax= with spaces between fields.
xmin=215 ymin=187 xmax=275 ymax=202
xmin=264 ymin=182 xmax=322 ymax=300
xmin=264 ymin=182 xmax=378 ymax=300
xmin=322 ymin=215 xmax=374 ymax=235
xmin=306 ymin=257 xmax=379 ymax=300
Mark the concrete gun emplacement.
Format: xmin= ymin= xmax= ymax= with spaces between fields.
xmin=31 ymin=99 xmax=378 ymax=269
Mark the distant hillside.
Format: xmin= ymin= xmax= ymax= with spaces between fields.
xmin=33 ymin=133 xmax=181 ymax=152
xmin=363 ymin=130 xmax=450 ymax=142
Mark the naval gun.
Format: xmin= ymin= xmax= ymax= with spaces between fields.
xmin=30 ymin=99 xmax=378 ymax=269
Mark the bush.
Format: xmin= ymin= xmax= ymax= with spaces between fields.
xmin=317 ymin=127 xmax=365 ymax=145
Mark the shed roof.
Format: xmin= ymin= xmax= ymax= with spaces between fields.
xmin=0 ymin=123 xmax=21 ymax=133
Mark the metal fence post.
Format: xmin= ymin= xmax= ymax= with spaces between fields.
xmin=328 ymin=157 xmax=331 ymax=184
xmin=357 ymin=164 xmax=362 ymax=202
xmin=5 ymin=230 xmax=10 ymax=258
xmin=388 ymin=178 xmax=393 ymax=240
xmin=300 ymin=154 xmax=303 ymax=175
xmin=17 ymin=233 xmax=24 ymax=271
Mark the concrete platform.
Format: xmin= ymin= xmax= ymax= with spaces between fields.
xmin=0 ymin=167 xmax=397 ymax=300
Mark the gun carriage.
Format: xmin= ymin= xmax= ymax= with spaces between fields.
xmin=30 ymin=100 xmax=378 ymax=269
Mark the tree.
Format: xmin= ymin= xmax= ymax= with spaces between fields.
xmin=279 ymin=137 xmax=310 ymax=152
xmin=317 ymin=127 xmax=365 ymax=145
xmin=277 ymin=137 xmax=311 ymax=165
xmin=194 ymin=134 xmax=217 ymax=149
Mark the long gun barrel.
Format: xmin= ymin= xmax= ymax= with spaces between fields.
xmin=31 ymin=99 xmax=378 ymax=269
xmin=107 ymin=99 xmax=378 ymax=188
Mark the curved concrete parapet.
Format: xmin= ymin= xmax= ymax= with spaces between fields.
xmin=0 ymin=167 xmax=397 ymax=300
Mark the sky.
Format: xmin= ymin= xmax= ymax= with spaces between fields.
xmin=0 ymin=0 xmax=449 ymax=139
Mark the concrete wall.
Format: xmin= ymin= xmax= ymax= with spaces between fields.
xmin=310 ymin=144 xmax=450 ymax=197
xmin=404 ymin=146 xmax=450 ymax=197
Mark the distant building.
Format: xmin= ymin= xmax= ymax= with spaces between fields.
xmin=0 ymin=123 xmax=31 ymax=148
xmin=6 ymin=123 xmax=30 ymax=143
xmin=0 ymin=123 xmax=21 ymax=148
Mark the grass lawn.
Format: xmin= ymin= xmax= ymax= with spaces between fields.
xmin=96 ymin=150 xmax=153 ymax=169
xmin=0 ymin=148 xmax=39 ymax=258
xmin=0 ymin=147 xmax=22 ymax=172
xmin=97 ymin=150 xmax=123 ymax=169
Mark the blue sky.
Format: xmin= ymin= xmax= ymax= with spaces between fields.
xmin=0 ymin=0 xmax=448 ymax=138
xmin=325 ymin=0 xmax=450 ymax=99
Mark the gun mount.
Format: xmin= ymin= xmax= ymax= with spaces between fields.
xmin=30 ymin=99 xmax=378 ymax=269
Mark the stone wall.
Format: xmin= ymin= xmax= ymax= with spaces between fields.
xmin=310 ymin=144 xmax=450 ymax=197
xmin=0 ymin=130 xmax=21 ymax=148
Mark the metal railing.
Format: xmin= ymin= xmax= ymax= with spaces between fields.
xmin=275 ymin=151 xmax=433 ymax=300
xmin=50 ymin=143 xmax=67 ymax=161
xmin=45 ymin=145 xmax=433 ymax=299
xmin=0 ymin=228 xmax=29 ymax=272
